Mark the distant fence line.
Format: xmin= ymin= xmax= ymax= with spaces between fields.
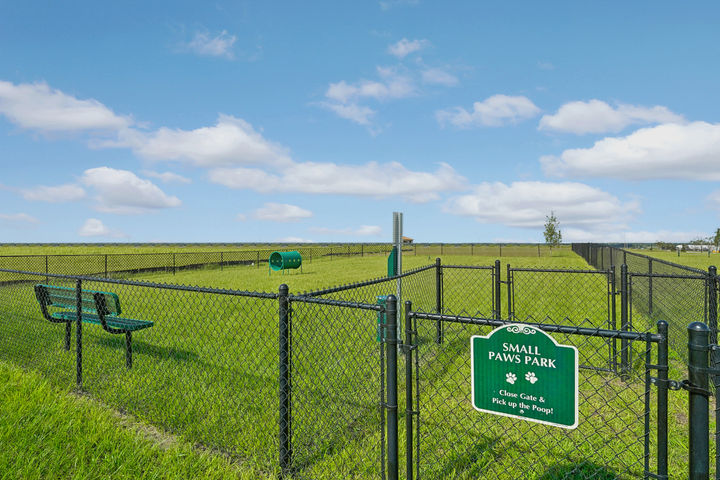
xmin=0 ymin=243 xmax=564 ymax=279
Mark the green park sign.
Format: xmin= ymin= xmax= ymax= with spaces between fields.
xmin=471 ymin=324 xmax=579 ymax=429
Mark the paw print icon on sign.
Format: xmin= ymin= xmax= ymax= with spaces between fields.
xmin=505 ymin=372 xmax=517 ymax=384
xmin=525 ymin=372 xmax=538 ymax=384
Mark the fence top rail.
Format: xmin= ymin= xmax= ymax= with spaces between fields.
xmin=443 ymin=265 xmax=494 ymax=270
xmin=509 ymin=266 xmax=610 ymax=275
xmin=0 ymin=267 xmax=278 ymax=299
xmin=289 ymin=294 xmax=382 ymax=312
xmin=629 ymin=272 xmax=707 ymax=280
xmin=409 ymin=310 xmax=662 ymax=342
xmin=301 ymin=264 xmax=435 ymax=298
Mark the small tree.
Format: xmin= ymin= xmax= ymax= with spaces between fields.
xmin=713 ymin=228 xmax=720 ymax=249
xmin=544 ymin=211 xmax=562 ymax=247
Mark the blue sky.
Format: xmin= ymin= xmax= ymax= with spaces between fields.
xmin=1 ymin=1 xmax=719 ymax=243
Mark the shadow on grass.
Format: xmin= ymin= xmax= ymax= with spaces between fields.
xmin=536 ymin=461 xmax=619 ymax=480
xmin=94 ymin=336 xmax=199 ymax=363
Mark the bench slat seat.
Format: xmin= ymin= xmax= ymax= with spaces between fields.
xmin=50 ymin=311 xmax=153 ymax=332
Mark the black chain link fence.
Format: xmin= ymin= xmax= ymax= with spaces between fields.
xmin=0 ymin=246 xmax=712 ymax=478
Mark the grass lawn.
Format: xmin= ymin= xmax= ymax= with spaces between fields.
xmin=628 ymin=248 xmax=719 ymax=272
xmin=0 ymin=359 xmax=269 ymax=480
xmin=0 ymin=246 xmax=707 ymax=478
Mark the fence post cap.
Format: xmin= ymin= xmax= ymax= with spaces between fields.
xmin=688 ymin=321 xmax=709 ymax=333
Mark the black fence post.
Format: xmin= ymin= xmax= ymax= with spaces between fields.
xmin=688 ymin=321 xmax=710 ymax=480
xmin=385 ymin=295 xmax=399 ymax=480
xmin=278 ymin=284 xmax=292 ymax=474
xmin=404 ymin=300 xmax=414 ymax=480
xmin=648 ymin=258 xmax=653 ymax=316
xmin=506 ymin=263 xmax=512 ymax=321
xmin=435 ymin=258 xmax=443 ymax=344
xmin=172 ymin=253 xmax=176 ymax=275
xmin=257 ymin=251 xmax=260 ymax=268
xmin=494 ymin=260 xmax=502 ymax=320
xmin=45 ymin=255 xmax=49 ymax=282
xmin=610 ymin=266 xmax=617 ymax=371
xmin=75 ymin=279 xmax=82 ymax=389
xmin=621 ymin=264 xmax=629 ymax=380
xmin=104 ymin=254 xmax=108 ymax=278
xmin=708 ymin=266 xmax=719 ymax=478
xmin=657 ymin=320 xmax=669 ymax=478
xmin=220 ymin=252 xmax=223 ymax=271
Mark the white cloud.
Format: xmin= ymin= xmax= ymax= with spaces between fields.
xmin=539 ymin=100 xmax=684 ymax=135
xmin=437 ymin=95 xmax=540 ymax=128
xmin=310 ymin=225 xmax=382 ymax=236
xmin=0 ymin=80 xmax=131 ymax=132
xmin=208 ymin=161 xmax=465 ymax=203
xmin=81 ymin=167 xmax=181 ymax=214
xmin=276 ymin=236 xmax=314 ymax=243
xmin=21 ymin=184 xmax=86 ymax=203
xmin=252 ymin=203 xmax=313 ymax=222
xmin=185 ymin=30 xmax=237 ymax=59
xmin=0 ymin=213 xmax=38 ymax=224
xmin=421 ymin=68 xmax=458 ymax=87
xmin=387 ymin=38 xmax=428 ymax=58
xmin=542 ymin=121 xmax=720 ymax=180
xmin=78 ymin=218 xmax=110 ymax=237
xmin=322 ymin=67 xmax=415 ymax=127
xmin=325 ymin=68 xmax=415 ymax=103
xmin=141 ymin=170 xmax=192 ymax=184
xmin=106 ymin=114 xmax=291 ymax=168
xmin=445 ymin=181 xmax=638 ymax=230
xmin=320 ymin=102 xmax=375 ymax=125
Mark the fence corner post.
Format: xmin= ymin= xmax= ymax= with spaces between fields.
xmin=435 ymin=258 xmax=443 ymax=344
xmin=385 ymin=295 xmax=399 ymax=480
xmin=278 ymin=284 xmax=292 ymax=474
xmin=688 ymin=321 xmax=710 ymax=480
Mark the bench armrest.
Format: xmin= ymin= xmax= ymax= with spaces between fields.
xmin=34 ymin=285 xmax=73 ymax=324
xmin=93 ymin=292 xmax=127 ymax=334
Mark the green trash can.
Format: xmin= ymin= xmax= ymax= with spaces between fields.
xmin=269 ymin=251 xmax=302 ymax=275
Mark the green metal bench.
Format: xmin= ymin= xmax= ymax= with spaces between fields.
xmin=34 ymin=284 xmax=154 ymax=368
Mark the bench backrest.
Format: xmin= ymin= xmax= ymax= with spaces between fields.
xmin=35 ymin=284 xmax=121 ymax=316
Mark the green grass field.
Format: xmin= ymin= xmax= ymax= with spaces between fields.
xmin=0 ymin=245 xmax=707 ymax=478
xmin=628 ymin=248 xmax=720 ymax=272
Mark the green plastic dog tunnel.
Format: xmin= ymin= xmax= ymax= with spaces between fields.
xmin=269 ymin=251 xmax=302 ymax=274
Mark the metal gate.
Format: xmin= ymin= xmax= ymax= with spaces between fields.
xmin=400 ymin=307 xmax=668 ymax=479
